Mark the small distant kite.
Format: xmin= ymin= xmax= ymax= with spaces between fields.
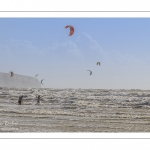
xmin=96 ymin=62 xmax=100 ymax=66
xmin=35 ymin=74 xmax=39 ymax=78
xmin=10 ymin=71 xmax=14 ymax=77
xmin=87 ymin=70 xmax=92 ymax=75
xmin=65 ymin=25 xmax=74 ymax=36
xmin=41 ymin=79 xmax=44 ymax=85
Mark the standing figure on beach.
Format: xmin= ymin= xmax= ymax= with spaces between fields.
xmin=18 ymin=96 xmax=23 ymax=105
xmin=35 ymin=95 xmax=44 ymax=105
xmin=10 ymin=71 xmax=14 ymax=77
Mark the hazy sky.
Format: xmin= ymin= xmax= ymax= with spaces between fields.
xmin=0 ymin=18 xmax=150 ymax=89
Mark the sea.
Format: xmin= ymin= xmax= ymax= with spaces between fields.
xmin=0 ymin=87 xmax=150 ymax=132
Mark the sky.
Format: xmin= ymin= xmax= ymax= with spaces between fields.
xmin=0 ymin=18 xmax=150 ymax=89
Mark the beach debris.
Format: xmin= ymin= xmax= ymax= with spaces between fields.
xmin=65 ymin=25 xmax=74 ymax=36
xmin=35 ymin=74 xmax=39 ymax=78
xmin=41 ymin=79 xmax=44 ymax=85
xmin=96 ymin=62 xmax=100 ymax=66
xmin=10 ymin=71 xmax=14 ymax=77
xmin=18 ymin=95 xmax=23 ymax=105
xmin=87 ymin=70 xmax=92 ymax=75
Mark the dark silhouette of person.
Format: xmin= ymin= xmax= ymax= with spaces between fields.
xmin=35 ymin=95 xmax=44 ymax=104
xmin=18 ymin=96 xmax=23 ymax=105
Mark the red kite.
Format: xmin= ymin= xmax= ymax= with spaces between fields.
xmin=65 ymin=25 xmax=74 ymax=36
xmin=10 ymin=71 xmax=14 ymax=77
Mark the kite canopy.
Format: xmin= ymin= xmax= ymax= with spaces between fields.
xmin=97 ymin=62 xmax=100 ymax=66
xmin=35 ymin=74 xmax=39 ymax=78
xmin=10 ymin=71 xmax=14 ymax=77
xmin=41 ymin=79 xmax=44 ymax=85
xmin=65 ymin=25 xmax=74 ymax=36
xmin=87 ymin=70 xmax=92 ymax=75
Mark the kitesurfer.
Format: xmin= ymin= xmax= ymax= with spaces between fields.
xmin=18 ymin=96 xmax=23 ymax=105
xmin=35 ymin=95 xmax=44 ymax=105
